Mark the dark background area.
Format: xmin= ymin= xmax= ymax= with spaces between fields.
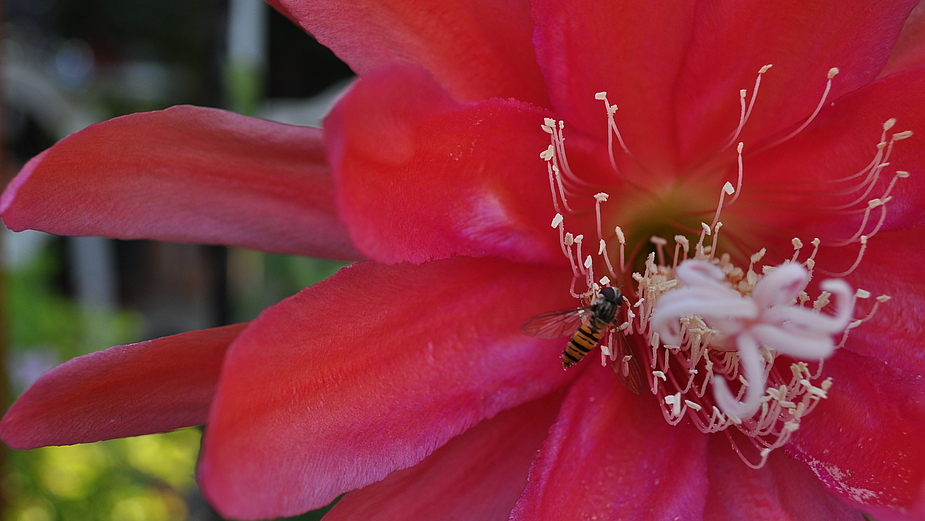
xmin=2 ymin=0 xmax=354 ymax=519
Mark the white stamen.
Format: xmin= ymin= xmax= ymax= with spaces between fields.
xmin=768 ymin=67 xmax=839 ymax=148
xmin=724 ymin=65 xmax=772 ymax=150
xmin=596 ymin=91 xmax=633 ymax=173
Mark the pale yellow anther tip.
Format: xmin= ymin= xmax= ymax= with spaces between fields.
xmin=615 ymin=226 xmax=626 ymax=243
xmin=827 ymin=67 xmax=839 ymax=79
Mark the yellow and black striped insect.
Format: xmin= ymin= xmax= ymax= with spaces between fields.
xmin=521 ymin=287 xmax=645 ymax=394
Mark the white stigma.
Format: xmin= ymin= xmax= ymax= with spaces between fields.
xmin=651 ymin=259 xmax=854 ymax=419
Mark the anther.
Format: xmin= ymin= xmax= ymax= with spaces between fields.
xmin=540 ymin=145 xmax=554 ymax=161
xmin=615 ymin=226 xmax=627 ymax=273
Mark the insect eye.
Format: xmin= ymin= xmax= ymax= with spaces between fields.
xmin=601 ymin=287 xmax=617 ymax=300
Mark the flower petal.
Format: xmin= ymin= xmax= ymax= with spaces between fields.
xmin=324 ymin=393 xmax=562 ymax=521
xmin=531 ymin=0 xmax=697 ymax=175
xmin=268 ymin=0 xmax=548 ymax=106
xmin=704 ymin=435 xmax=865 ymax=521
xmin=0 ymin=324 xmax=245 ymax=449
xmin=817 ymin=227 xmax=925 ymax=377
xmin=728 ymin=65 xmax=925 ymax=246
xmin=785 ymin=349 xmax=925 ymax=519
xmin=510 ymin=364 xmax=709 ymax=520
xmin=880 ymin=2 xmax=925 ymax=78
xmin=199 ymin=256 xmax=576 ymax=519
xmin=326 ymin=65 xmax=563 ymax=266
xmin=1 ymin=105 xmax=363 ymax=260
xmin=674 ymin=0 xmax=920 ymax=167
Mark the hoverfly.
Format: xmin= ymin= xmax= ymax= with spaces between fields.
xmin=521 ymin=287 xmax=645 ymax=394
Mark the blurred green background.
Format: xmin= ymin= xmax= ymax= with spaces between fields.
xmin=2 ymin=0 xmax=353 ymax=519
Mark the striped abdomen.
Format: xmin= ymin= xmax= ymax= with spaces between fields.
xmin=561 ymin=316 xmax=609 ymax=368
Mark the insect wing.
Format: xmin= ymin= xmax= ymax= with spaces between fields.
xmin=521 ymin=307 xmax=592 ymax=339
xmin=612 ymin=330 xmax=646 ymax=395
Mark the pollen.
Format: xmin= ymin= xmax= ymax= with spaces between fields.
xmin=534 ymin=64 xmax=907 ymax=468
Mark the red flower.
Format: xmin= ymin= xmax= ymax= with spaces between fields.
xmin=3 ymin=1 xmax=925 ymax=520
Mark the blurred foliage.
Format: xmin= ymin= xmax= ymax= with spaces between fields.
xmin=6 ymin=240 xmax=142 ymax=362
xmin=2 ymin=241 xmax=199 ymax=521
xmin=228 ymin=250 xmax=347 ymax=323
xmin=6 ymin=0 xmax=354 ymax=517
xmin=3 ymin=240 xmax=348 ymax=520
xmin=4 ymin=429 xmax=201 ymax=521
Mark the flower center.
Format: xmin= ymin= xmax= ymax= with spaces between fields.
xmin=535 ymin=65 xmax=907 ymax=467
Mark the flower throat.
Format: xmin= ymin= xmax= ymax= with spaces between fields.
xmin=536 ymin=65 xmax=908 ymax=468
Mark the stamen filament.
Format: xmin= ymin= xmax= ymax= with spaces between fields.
xmin=723 ymin=64 xmax=772 ymax=150
xmin=768 ymin=67 xmax=839 ymax=148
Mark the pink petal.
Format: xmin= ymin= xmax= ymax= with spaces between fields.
xmin=0 ymin=323 xmax=245 ymax=449
xmin=815 ymin=227 xmax=925 ymax=377
xmin=727 ymin=65 xmax=925 ymax=246
xmin=880 ymin=2 xmax=925 ymax=78
xmin=2 ymin=105 xmax=363 ymax=260
xmin=674 ymin=0 xmax=920 ymax=167
xmin=785 ymin=348 xmax=925 ymax=519
xmin=704 ymin=435 xmax=864 ymax=521
xmin=511 ymin=364 xmax=710 ymax=520
xmin=324 ymin=393 xmax=562 ymax=521
xmin=325 ymin=65 xmax=563 ymax=266
xmin=268 ymin=0 xmax=548 ymax=106
xmin=530 ymin=0 xmax=696 ymax=175
xmin=199 ymin=256 xmax=577 ymax=519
